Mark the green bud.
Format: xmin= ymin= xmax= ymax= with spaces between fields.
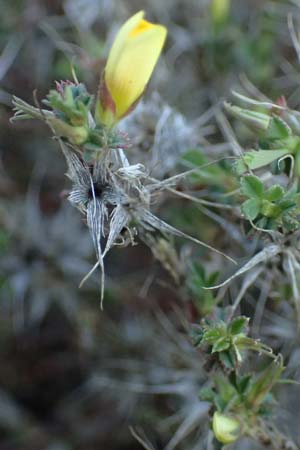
xmin=211 ymin=0 xmax=231 ymax=26
xmin=224 ymin=102 xmax=270 ymax=131
xmin=261 ymin=199 xmax=281 ymax=218
xmin=212 ymin=412 xmax=240 ymax=444
xmin=47 ymin=117 xmax=89 ymax=145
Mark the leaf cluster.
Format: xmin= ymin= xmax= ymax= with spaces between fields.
xmin=240 ymin=175 xmax=300 ymax=231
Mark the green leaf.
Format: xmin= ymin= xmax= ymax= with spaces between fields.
xmin=219 ymin=350 xmax=235 ymax=370
xmin=241 ymin=198 xmax=261 ymax=220
xmin=240 ymin=175 xmax=264 ymax=198
xmin=199 ymin=387 xmax=215 ymax=402
xmin=190 ymin=325 xmax=204 ymax=347
xmin=181 ymin=150 xmax=228 ymax=186
xmin=203 ymin=328 xmax=224 ymax=343
xmin=207 ymin=271 xmax=220 ymax=285
xmin=233 ymin=344 xmax=243 ymax=364
xmin=246 ymin=357 xmax=284 ymax=409
xmin=265 ymin=116 xmax=291 ymax=140
xmin=228 ymin=316 xmax=249 ymax=335
xmin=256 ymin=217 xmax=268 ymax=228
xmin=224 ymin=103 xmax=270 ymax=130
xmin=212 ymin=338 xmax=231 ymax=353
xmin=215 ymin=374 xmax=238 ymax=401
xmin=261 ymin=199 xmax=281 ymax=218
xmin=235 ymin=149 xmax=290 ymax=174
xmin=278 ymin=199 xmax=296 ymax=211
xmin=265 ymin=185 xmax=285 ymax=201
xmin=0 ymin=231 xmax=10 ymax=251
xmin=191 ymin=262 xmax=206 ymax=283
xmin=235 ymin=159 xmax=248 ymax=175
xmin=237 ymin=375 xmax=251 ymax=394
xmin=181 ymin=150 xmax=207 ymax=167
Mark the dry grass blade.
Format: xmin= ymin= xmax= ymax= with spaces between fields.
xmin=130 ymin=427 xmax=156 ymax=450
xmin=87 ymin=198 xmax=105 ymax=307
xmin=164 ymin=403 xmax=208 ymax=450
xmin=204 ymin=244 xmax=281 ymax=290
xmin=103 ymin=205 xmax=130 ymax=257
xmin=137 ymin=208 xmax=236 ymax=264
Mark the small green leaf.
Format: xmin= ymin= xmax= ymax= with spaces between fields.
xmin=235 ymin=158 xmax=248 ymax=175
xmin=240 ymin=175 xmax=264 ymax=199
xmin=237 ymin=375 xmax=251 ymax=394
xmin=228 ymin=316 xmax=249 ymax=335
xmin=261 ymin=199 xmax=281 ymax=218
xmin=203 ymin=328 xmax=224 ymax=343
xmin=256 ymin=217 xmax=268 ymax=228
xmin=265 ymin=116 xmax=291 ymax=140
xmin=181 ymin=150 xmax=207 ymax=167
xmin=212 ymin=338 xmax=231 ymax=353
xmin=233 ymin=344 xmax=243 ymax=364
xmin=219 ymin=350 xmax=235 ymax=370
xmin=224 ymin=103 xmax=270 ymax=130
xmin=199 ymin=387 xmax=215 ymax=402
xmin=0 ymin=231 xmax=10 ymax=251
xmin=236 ymin=149 xmax=290 ymax=174
xmin=265 ymin=185 xmax=285 ymax=201
xmin=278 ymin=199 xmax=296 ymax=211
xmin=241 ymin=198 xmax=261 ymax=220
xmin=246 ymin=357 xmax=284 ymax=409
xmin=207 ymin=271 xmax=220 ymax=285
xmin=191 ymin=262 xmax=206 ymax=283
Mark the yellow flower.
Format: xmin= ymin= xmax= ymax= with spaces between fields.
xmin=96 ymin=11 xmax=167 ymax=128
xmin=212 ymin=412 xmax=240 ymax=444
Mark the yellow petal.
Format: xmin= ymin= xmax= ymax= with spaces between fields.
xmin=97 ymin=11 xmax=167 ymax=127
xmin=104 ymin=11 xmax=145 ymax=82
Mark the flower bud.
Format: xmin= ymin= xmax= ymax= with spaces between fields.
xmin=211 ymin=0 xmax=231 ymax=26
xmin=261 ymin=199 xmax=281 ymax=218
xmin=96 ymin=11 xmax=167 ymax=128
xmin=212 ymin=412 xmax=240 ymax=444
xmin=47 ymin=117 xmax=89 ymax=145
xmin=224 ymin=102 xmax=271 ymax=131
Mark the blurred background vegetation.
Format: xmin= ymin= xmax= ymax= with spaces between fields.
xmin=1 ymin=0 xmax=300 ymax=449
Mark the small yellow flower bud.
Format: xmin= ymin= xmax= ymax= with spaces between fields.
xmin=210 ymin=0 xmax=231 ymax=26
xmin=96 ymin=11 xmax=167 ymax=128
xmin=212 ymin=412 xmax=240 ymax=444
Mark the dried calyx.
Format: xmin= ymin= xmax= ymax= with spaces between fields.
xmin=61 ymin=140 xmax=234 ymax=305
